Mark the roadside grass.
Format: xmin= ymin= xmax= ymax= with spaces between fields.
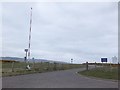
xmin=2 ymin=62 xmax=85 ymax=77
xmin=78 ymin=67 xmax=118 ymax=80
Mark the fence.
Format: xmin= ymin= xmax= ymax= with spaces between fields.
xmin=2 ymin=61 xmax=83 ymax=76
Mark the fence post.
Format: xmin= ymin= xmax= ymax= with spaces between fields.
xmin=32 ymin=58 xmax=35 ymax=70
xmin=61 ymin=64 xmax=64 ymax=70
xmin=54 ymin=62 xmax=57 ymax=70
xmin=12 ymin=61 xmax=14 ymax=72
xmin=86 ymin=62 xmax=88 ymax=70
xmin=95 ymin=62 xmax=96 ymax=68
xmin=47 ymin=62 xmax=49 ymax=70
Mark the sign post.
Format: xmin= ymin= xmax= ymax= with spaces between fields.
xmin=101 ymin=58 xmax=107 ymax=67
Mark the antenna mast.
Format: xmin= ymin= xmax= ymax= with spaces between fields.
xmin=28 ymin=7 xmax=32 ymax=63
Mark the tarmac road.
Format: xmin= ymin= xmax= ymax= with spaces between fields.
xmin=2 ymin=67 xmax=118 ymax=88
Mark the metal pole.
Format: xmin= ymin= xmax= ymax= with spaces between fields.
xmin=28 ymin=7 xmax=32 ymax=64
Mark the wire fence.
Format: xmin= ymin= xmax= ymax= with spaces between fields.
xmin=2 ymin=61 xmax=84 ymax=76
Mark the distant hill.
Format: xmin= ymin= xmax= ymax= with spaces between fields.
xmin=1 ymin=57 xmax=24 ymax=61
xmin=0 ymin=57 xmax=67 ymax=64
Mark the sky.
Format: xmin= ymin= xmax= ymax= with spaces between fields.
xmin=1 ymin=2 xmax=118 ymax=63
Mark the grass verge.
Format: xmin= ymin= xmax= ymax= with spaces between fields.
xmin=78 ymin=67 xmax=118 ymax=80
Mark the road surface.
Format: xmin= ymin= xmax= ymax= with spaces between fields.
xmin=2 ymin=68 xmax=118 ymax=88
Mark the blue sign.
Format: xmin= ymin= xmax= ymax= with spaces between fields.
xmin=101 ymin=58 xmax=107 ymax=62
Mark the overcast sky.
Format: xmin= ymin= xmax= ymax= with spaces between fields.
xmin=1 ymin=2 xmax=118 ymax=63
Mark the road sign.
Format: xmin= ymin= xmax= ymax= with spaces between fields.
xmin=101 ymin=58 xmax=107 ymax=62
xmin=71 ymin=58 xmax=73 ymax=63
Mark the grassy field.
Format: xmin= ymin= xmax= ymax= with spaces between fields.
xmin=79 ymin=66 xmax=118 ymax=80
xmin=2 ymin=61 xmax=84 ymax=77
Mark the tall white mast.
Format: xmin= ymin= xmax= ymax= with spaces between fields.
xmin=28 ymin=7 xmax=32 ymax=64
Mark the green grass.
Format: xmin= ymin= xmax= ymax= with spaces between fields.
xmin=2 ymin=62 xmax=84 ymax=77
xmin=79 ymin=67 xmax=118 ymax=80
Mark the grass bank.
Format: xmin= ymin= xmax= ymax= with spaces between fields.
xmin=78 ymin=67 xmax=118 ymax=80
